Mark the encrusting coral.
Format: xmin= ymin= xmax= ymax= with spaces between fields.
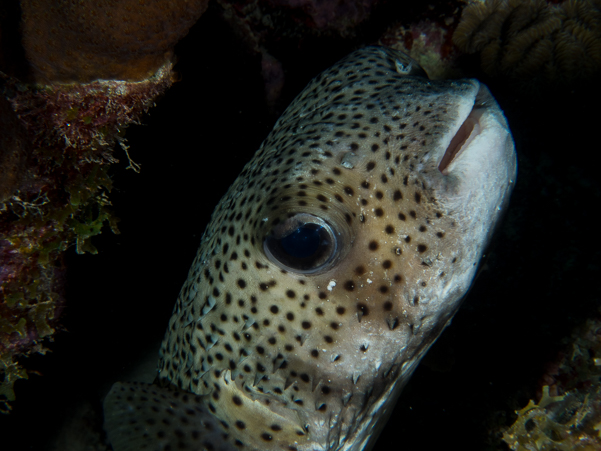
xmin=453 ymin=0 xmax=601 ymax=84
xmin=0 ymin=0 xmax=208 ymax=412
xmin=502 ymin=314 xmax=601 ymax=450
xmin=379 ymin=6 xmax=465 ymax=81
xmin=20 ymin=0 xmax=209 ymax=83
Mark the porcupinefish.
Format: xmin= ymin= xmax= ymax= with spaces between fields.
xmin=103 ymin=46 xmax=516 ymax=451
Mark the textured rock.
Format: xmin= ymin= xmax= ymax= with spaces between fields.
xmin=453 ymin=0 xmax=601 ymax=84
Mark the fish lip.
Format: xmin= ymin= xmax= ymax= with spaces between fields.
xmin=431 ymin=79 xmax=517 ymax=246
xmin=435 ymin=81 xmax=516 ymax=190
xmin=438 ymin=108 xmax=483 ymax=175
xmin=437 ymin=79 xmax=483 ymax=175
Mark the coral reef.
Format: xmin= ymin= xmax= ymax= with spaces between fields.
xmin=0 ymin=0 xmax=208 ymax=412
xmin=0 ymin=67 xmax=172 ymax=413
xmin=20 ymin=0 xmax=209 ymax=83
xmin=377 ymin=0 xmax=477 ymax=79
xmin=502 ymin=314 xmax=601 ymax=450
xmin=379 ymin=17 xmax=463 ymax=80
xmin=453 ymin=0 xmax=601 ymax=84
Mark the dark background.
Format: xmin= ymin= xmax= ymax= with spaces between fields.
xmin=2 ymin=2 xmax=600 ymax=450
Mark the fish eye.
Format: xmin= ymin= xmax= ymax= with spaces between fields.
xmin=264 ymin=214 xmax=339 ymax=274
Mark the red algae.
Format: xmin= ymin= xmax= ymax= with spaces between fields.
xmin=0 ymin=65 xmax=175 ymax=412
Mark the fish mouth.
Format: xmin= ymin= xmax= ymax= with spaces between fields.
xmin=438 ymin=106 xmax=483 ymax=174
xmin=432 ymin=78 xmax=516 ymax=248
xmin=438 ymin=83 xmax=487 ymax=175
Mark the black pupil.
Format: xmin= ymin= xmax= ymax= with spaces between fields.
xmin=281 ymin=225 xmax=323 ymax=259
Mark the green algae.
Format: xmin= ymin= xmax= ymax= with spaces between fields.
xmin=503 ymin=317 xmax=601 ymax=450
xmin=1 ymin=60 xmax=173 ymax=414
xmin=0 ymin=352 xmax=29 ymax=414
xmin=0 ymin=152 xmax=119 ymax=413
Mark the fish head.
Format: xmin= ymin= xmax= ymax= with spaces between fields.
xmin=107 ymin=46 xmax=516 ymax=451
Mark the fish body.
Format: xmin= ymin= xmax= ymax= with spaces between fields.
xmin=104 ymin=46 xmax=516 ymax=451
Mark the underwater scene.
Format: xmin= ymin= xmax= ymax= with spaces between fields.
xmin=1 ymin=1 xmax=601 ymax=450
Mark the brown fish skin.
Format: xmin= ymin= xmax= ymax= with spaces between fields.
xmin=104 ymin=46 xmax=516 ymax=451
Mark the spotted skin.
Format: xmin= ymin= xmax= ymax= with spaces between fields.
xmin=104 ymin=46 xmax=516 ymax=451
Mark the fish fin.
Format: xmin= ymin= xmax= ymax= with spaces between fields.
xmin=103 ymin=381 xmax=238 ymax=451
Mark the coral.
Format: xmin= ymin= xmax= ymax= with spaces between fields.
xmin=453 ymin=0 xmax=601 ymax=84
xmin=20 ymin=0 xmax=209 ymax=83
xmin=379 ymin=18 xmax=463 ymax=80
xmin=0 ymin=0 xmax=209 ymax=412
xmin=503 ymin=386 xmax=601 ymax=450
xmin=502 ymin=314 xmax=601 ymax=450
xmin=378 ymin=1 xmax=471 ymax=79
xmin=0 ymin=68 xmax=175 ymax=412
